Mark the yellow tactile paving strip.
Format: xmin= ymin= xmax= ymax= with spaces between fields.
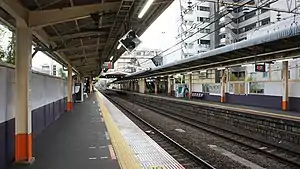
xmin=96 ymin=91 xmax=141 ymax=169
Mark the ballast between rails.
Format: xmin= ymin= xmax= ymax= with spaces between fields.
xmin=101 ymin=91 xmax=216 ymax=169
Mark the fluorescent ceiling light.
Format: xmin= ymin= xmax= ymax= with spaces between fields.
xmin=275 ymin=58 xmax=293 ymax=62
xmin=241 ymin=63 xmax=253 ymax=67
xmin=117 ymin=43 xmax=122 ymax=49
xmin=200 ymin=70 xmax=206 ymax=73
xmin=217 ymin=67 xmax=226 ymax=70
xmin=138 ymin=0 xmax=155 ymax=18
xmin=110 ymin=56 xmax=114 ymax=61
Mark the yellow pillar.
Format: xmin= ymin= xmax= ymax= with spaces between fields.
xmin=188 ymin=74 xmax=192 ymax=99
xmin=282 ymin=61 xmax=289 ymax=110
xmin=15 ymin=23 xmax=34 ymax=163
xmin=67 ymin=65 xmax=73 ymax=111
xmin=221 ymin=69 xmax=226 ymax=103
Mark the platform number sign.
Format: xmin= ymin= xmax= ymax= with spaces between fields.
xmin=255 ymin=63 xmax=266 ymax=72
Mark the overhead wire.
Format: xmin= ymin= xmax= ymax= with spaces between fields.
xmin=159 ymin=0 xmax=276 ymax=56
xmin=160 ymin=0 xmax=275 ymax=58
xmin=140 ymin=0 xmax=261 ymax=65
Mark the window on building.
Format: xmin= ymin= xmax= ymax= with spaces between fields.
xmin=42 ymin=65 xmax=50 ymax=69
xmin=198 ymin=28 xmax=210 ymax=33
xmin=237 ymin=17 xmax=244 ymax=23
xmin=234 ymin=7 xmax=243 ymax=13
xmin=52 ymin=65 xmax=57 ymax=76
xmin=197 ymin=6 xmax=210 ymax=11
xmin=245 ymin=11 xmax=256 ymax=20
xmin=261 ymin=18 xmax=270 ymax=26
xmin=200 ymin=40 xmax=210 ymax=48
xmin=238 ymin=27 xmax=244 ymax=33
xmin=261 ymin=8 xmax=269 ymax=13
xmin=244 ymin=23 xmax=256 ymax=32
xmin=197 ymin=17 xmax=209 ymax=22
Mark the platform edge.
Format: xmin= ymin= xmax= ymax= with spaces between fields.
xmin=96 ymin=91 xmax=141 ymax=169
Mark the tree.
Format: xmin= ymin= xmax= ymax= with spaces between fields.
xmin=0 ymin=25 xmax=15 ymax=65
xmin=58 ymin=68 xmax=67 ymax=79
xmin=6 ymin=33 xmax=15 ymax=64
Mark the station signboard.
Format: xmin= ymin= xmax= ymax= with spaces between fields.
xmin=103 ymin=62 xmax=113 ymax=69
xmin=255 ymin=63 xmax=266 ymax=72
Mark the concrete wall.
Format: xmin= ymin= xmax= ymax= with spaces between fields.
xmin=0 ymin=65 xmax=71 ymax=169
xmin=191 ymin=81 xmax=300 ymax=112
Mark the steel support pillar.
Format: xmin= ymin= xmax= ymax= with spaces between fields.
xmin=167 ymin=76 xmax=171 ymax=96
xmin=188 ymin=74 xmax=192 ymax=99
xmin=15 ymin=24 xmax=34 ymax=164
xmin=67 ymin=64 xmax=73 ymax=111
xmin=221 ymin=69 xmax=226 ymax=103
xmin=268 ymin=63 xmax=272 ymax=81
xmin=282 ymin=61 xmax=289 ymax=110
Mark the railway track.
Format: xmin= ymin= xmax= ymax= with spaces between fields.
xmin=120 ymin=93 xmax=300 ymax=168
xmin=101 ymin=91 xmax=216 ymax=169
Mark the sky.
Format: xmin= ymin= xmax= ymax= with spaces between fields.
xmin=0 ymin=1 xmax=180 ymax=68
xmin=139 ymin=1 xmax=179 ymax=49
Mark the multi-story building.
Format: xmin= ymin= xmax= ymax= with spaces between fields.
xmin=39 ymin=63 xmax=62 ymax=77
xmin=113 ymin=49 xmax=163 ymax=73
xmin=178 ymin=0 xmax=212 ymax=58
xmin=216 ymin=0 xmax=297 ymax=46
xmin=178 ymin=0 xmax=298 ymax=54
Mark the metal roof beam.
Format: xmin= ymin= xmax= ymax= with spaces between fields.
xmin=69 ymin=52 xmax=98 ymax=60
xmin=50 ymin=31 xmax=108 ymax=41
xmin=28 ymin=2 xmax=121 ymax=28
xmin=76 ymin=64 xmax=99 ymax=69
xmin=57 ymin=44 xmax=105 ymax=52
xmin=0 ymin=0 xmax=28 ymax=26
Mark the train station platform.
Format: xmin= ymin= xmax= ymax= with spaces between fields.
xmin=111 ymin=89 xmax=300 ymax=122
xmin=10 ymin=93 xmax=120 ymax=169
xmin=9 ymin=90 xmax=184 ymax=169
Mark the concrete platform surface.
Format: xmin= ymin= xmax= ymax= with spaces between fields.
xmin=9 ymin=93 xmax=119 ymax=169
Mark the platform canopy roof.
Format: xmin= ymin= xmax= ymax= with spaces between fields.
xmin=120 ymin=25 xmax=300 ymax=80
xmin=100 ymin=71 xmax=130 ymax=78
xmin=0 ymin=0 xmax=173 ymax=77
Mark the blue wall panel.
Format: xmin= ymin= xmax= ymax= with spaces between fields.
xmin=225 ymin=94 xmax=282 ymax=110
xmin=0 ymin=119 xmax=14 ymax=169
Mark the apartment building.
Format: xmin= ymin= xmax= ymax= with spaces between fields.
xmin=179 ymin=0 xmax=297 ymax=53
xmin=114 ymin=49 xmax=163 ymax=73
xmin=217 ymin=0 xmax=297 ymax=46
xmin=179 ymin=0 xmax=212 ymax=57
